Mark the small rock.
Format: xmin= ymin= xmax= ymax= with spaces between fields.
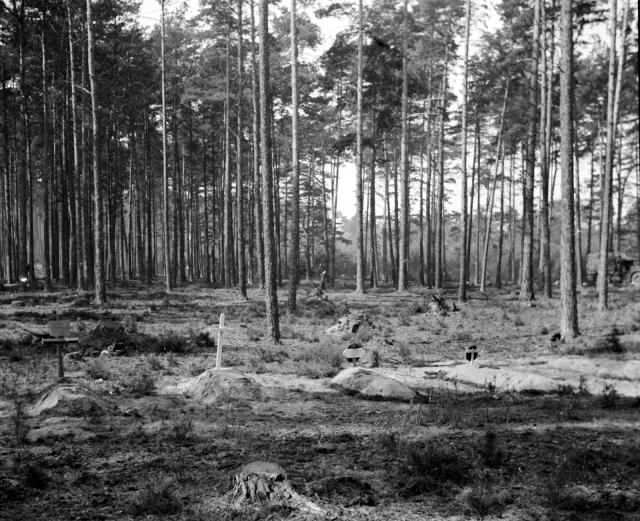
xmin=10 ymin=300 xmax=25 ymax=308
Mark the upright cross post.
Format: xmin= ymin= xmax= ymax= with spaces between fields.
xmin=216 ymin=313 xmax=225 ymax=369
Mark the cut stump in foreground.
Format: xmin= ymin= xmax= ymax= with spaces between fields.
xmin=232 ymin=461 xmax=327 ymax=517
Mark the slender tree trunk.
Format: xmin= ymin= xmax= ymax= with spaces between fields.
xmin=559 ymin=0 xmax=578 ymax=338
xmin=398 ymin=0 xmax=410 ymax=291
xmin=288 ymin=0 xmax=300 ymax=310
xmin=435 ymin=51 xmax=448 ymax=289
xmin=160 ymin=0 xmax=171 ymax=291
xmin=496 ymin=154 xmax=508 ymax=289
xmin=458 ymin=0 xmax=471 ymax=301
xmin=520 ymin=0 xmax=540 ymax=303
xmin=467 ymin=108 xmax=477 ymax=286
xmin=598 ymin=0 xmax=618 ymax=311
xmin=237 ymin=0 xmax=247 ymax=298
xmin=224 ymin=28 xmax=233 ymax=288
xmin=355 ymin=0 xmax=365 ymax=293
xmin=41 ymin=16 xmax=51 ymax=292
xmin=259 ymin=0 xmax=280 ymax=342
xmin=87 ymin=0 xmax=105 ymax=303
xmin=539 ymin=0 xmax=552 ymax=298
xmin=250 ymin=0 xmax=264 ymax=288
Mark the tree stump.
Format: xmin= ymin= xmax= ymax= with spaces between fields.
xmin=232 ymin=461 xmax=326 ymax=516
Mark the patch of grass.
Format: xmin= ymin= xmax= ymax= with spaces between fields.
xmin=245 ymin=326 xmax=263 ymax=342
xmin=145 ymin=354 xmax=163 ymax=371
xmin=459 ymin=481 xmax=512 ymax=520
xmin=397 ymin=344 xmax=412 ymax=360
xmin=119 ymin=365 xmax=156 ymax=397
xmin=128 ymin=477 xmax=181 ymax=516
xmin=257 ymin=346 xmax=289 ymax=364
xmin=399 ymin=441 xmax=470 ymax=496
xmin=166 ymin=414 xmax=194 ymax=444
xmin=86 ymin=358 xmax=111 ymax=380
xmin=152 ymin=334 xmax=189 ymax=354
xmin=292 ymin=341 xmax=343 ymax=378
xmin=478 ymin=430 xmax=503 ymax=467
xmin=601 ymin=384 xmax=619 ymax=409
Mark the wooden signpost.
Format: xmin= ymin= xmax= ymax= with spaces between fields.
xmin=43 ymin=320 xmax=79 ymax=379
xmin=215 ymin=313 xmax=234 ymax=370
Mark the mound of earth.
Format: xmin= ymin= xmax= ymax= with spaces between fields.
xmin=27 ymin=383 xmax=107 ymax=417
xmin=26 ymin=417 xmax=96 ymax=443
xmin=180 ymin=369 xmax=264 ymax=405
xmin=326 ymin=311 xmax=375 ymax=335
xmin=442 ymin=364 xmax=558 ymax=393
xmin=330 ymin=367 xmax=417 ymax=401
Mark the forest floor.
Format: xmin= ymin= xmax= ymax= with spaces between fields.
xmin=0 ymin=281 xmax=639 ymax=521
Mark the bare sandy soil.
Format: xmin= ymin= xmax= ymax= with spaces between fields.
xmin=1 ymin=282 xmax=639 ymax=521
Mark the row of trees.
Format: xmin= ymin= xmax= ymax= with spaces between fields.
xmin=0 ymin=0 xmax=637 ymax=342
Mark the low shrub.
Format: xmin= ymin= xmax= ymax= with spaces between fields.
xmin=128 ymin=477 xmax=181 ymax=516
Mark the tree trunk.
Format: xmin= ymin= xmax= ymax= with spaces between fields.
xmin=87 ymin=0 xmax=105 ymax=303
xmin=160 ymin=0 xmax=171 ymax=292
xmin=520 ymin=0 xmax=540 ymax=302
xmin=288 ymin=0 xmax=300 ymax=310
xmin=458 ymin=0 xmax=471 ymax=301
xmin=597 ymin=0 xmax=618 ymax=311
xmin=259 ymin=0 xmax=280 ymax=342
xmin=398 ymin=0 xmax=410 ymax=291
xmin=237 ymin=0 xmax=247 ymax=298
xmin=559 ymin=0 xmax=578 ymax=339
xmin=539 ymin=0 xmax=552 ymax=298
xmin=355 ymin=0 xmax=365 ymax=294
xmin=250 ymin=0 xmax=265 ymax=288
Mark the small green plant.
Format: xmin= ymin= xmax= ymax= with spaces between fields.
xmin=167 ymin=415 xmax=194 ymax=444
xmin=153 ymin=334 xmax=189 ymax=354
xmin=399 ymin=441 xmax=470 ymax=496
xmin=479 ymin=430 xmax=503 ymax=467
xmin=86 ymin=358 xmax=111 ymax=380
xmin=128 ymin=477 xmax=181 ymax=516
xmin=545 ymin=457 xmax=571 ymax=507
xmin=146 ymin=354 xmax=163 ymax=371
xmin=601 ymin=384 xmax=619 ymax=409
xmin=119 ymin=365 xmax=156 ymax=397
xmin=397 ymin=343 xmax=412 ymax=360
xmin=257 ymin=346 xmax=289 ymax=363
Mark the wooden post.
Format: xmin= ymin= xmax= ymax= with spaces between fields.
xmin=57 ymin=344 xmax=64 ymax=379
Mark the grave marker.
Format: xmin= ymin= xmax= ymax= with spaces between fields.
xmin=343 ymin=345 xmax=365 ymax=366
xmin=215 ymin=313 xmax=234 ymax=370
xmin=465 ymin=345 xmax=478 ymax=366
xmin=43 ymin=319 xmax=79 ymax=379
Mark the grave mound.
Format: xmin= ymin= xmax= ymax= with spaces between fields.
xmin=181 ymin=369 xmax=264 ymax=405
xmin=27 ymin=383 xmax=107 ymax=417
xmin=326 ymin=311 xmax=374 ymax=335
xmin=330 ymin=367 xmax=417 ymax=402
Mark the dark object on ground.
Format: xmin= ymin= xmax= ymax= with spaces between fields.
xmin=551 ymin=333 xmax=561 ymax=342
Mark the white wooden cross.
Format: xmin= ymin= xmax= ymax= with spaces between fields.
xmin=215 ymin=313 xmax=234 ymax=370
